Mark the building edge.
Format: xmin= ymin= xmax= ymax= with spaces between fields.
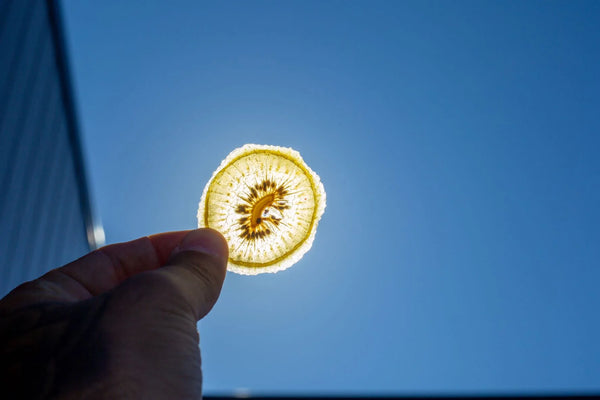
xmin=46 ymin=0 xmax=104 ymax=250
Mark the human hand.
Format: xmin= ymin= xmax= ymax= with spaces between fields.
xmin=0 ymin=228 xmax=228 ymax=399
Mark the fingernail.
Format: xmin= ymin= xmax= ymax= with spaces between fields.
xmin=173 ymin=228 xmax=228 ymax=261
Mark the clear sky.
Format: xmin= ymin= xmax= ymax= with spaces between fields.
xmin=61 ymin=0 xmax=599 ymax=395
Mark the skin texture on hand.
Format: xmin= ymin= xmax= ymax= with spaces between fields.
xmin=0 ymin=228 xmax=228 ymax=399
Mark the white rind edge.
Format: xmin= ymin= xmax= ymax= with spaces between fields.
xmin=197 ymin=144 xmax=327 ymax=275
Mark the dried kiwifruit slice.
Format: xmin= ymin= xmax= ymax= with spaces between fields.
xmin=198 ymin=144 xmax=326 ymax=274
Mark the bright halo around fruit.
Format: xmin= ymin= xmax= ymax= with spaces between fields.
xmin=198 ymin=144 xmax=326 ymax=275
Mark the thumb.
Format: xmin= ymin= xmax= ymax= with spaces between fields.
xmin=150 ymin=228 xmax=229 ymax=320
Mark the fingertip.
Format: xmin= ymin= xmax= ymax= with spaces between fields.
xmin=172 ymin=228 xmax=229 ymax=265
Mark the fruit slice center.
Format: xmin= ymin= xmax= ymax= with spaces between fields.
xmin=251 ymin=194 xmax=275 ymax=228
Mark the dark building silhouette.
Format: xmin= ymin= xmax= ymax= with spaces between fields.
xmin=0 ymin=0 xmax=100 ymax=297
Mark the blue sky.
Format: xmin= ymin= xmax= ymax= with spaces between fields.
xmin=61 ymin=0 xmax=599 ymax=395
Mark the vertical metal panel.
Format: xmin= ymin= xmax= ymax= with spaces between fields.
xmin=0 ymin=0 xmax=99 ymax=297
xmin=0 ymin=0 xmax=41 ymax=211
xmin=3 ymin=34 xmax=56 ymax=286
xmin=25 ymin=108 xmax=63 ymax=279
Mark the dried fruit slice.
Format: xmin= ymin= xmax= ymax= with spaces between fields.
xmin=198 ymin=144 xmax=326 ymax=275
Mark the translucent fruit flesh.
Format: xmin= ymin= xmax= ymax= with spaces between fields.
xmin=198 ymin=144 xmax=326 ymax=275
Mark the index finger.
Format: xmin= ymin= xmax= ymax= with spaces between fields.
xmin=0 ymin=230 xmax=192 ymax=312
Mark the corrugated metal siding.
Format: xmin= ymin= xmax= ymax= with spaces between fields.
xmin=0 ymin=0 xmax=95 ymax=297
